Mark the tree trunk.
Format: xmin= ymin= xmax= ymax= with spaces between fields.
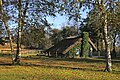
xmin=100 ymin=33 xmax=104 ymax=51
xmin=112 ymin=33 xmax=116 ymax=58
xmin=0 ymin=0 xmax=15 ymax=63
xmin=103 ymin=14 xmax=112 ymax=72
xmin=97 ymin=39 xmax=100 ymax=57
xmin=3 ymin=21 xmax=15 ymax=63
xmin=14 ymin=0 xmax=22 ymax=64
xmin=14 ymin=0 xmax=28 ymax=64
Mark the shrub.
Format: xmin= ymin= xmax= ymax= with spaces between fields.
xmin=80 ymin=32 xmax=89 ymax=57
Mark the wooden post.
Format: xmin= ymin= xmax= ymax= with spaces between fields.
xmin=98 ymin=51 xmax=100 ymax=57
xmin=56 ymin=52 xmax=57 ymax=58
xmin=48 ymin=52 xmax=50 ymax=57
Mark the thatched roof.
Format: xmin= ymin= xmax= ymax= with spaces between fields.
xmin=44 ymin=36 xmax=97 ymax=54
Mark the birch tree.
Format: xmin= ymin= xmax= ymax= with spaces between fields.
xmin=14 ymin=0 xmax=29 ymax=64
xmin=58 ymin=0 xmax=115 ymax=72
xmin=98 ymin=0 xmax=120 ymax=72
xmin=0 ymin=0 xmax=58 ymax=64
xmin=0 ymin=0 xmax=15 ymax=63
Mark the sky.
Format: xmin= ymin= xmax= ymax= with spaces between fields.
xmin=46 ymin=9 xmax=88 ymax=29
xmin=8 ymin=5 xmax=89 ymax=30
xmin=46 ymin=13 xmax=68 ymax=29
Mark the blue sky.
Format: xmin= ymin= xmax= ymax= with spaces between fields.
xmin=46 ymin=10 xmax=88 ymax=29
xmin=8 ymin=5 xmax=89 ymax=30
xmin=46 ymin=13 xmax=68 ymax=29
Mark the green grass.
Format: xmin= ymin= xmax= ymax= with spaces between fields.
xmin=0 ymin=55 xmax=120 ymax=80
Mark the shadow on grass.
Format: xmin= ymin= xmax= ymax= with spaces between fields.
xmin=0 ymin=54 xmax=12 ymax=66
xmin=0 ymin=63 xmax=12 ymax=66
xmin=0 ymin=61 xmax=102 ymax=72
xmin=112 ymin=70 xmax=120 ymax=74
xmin=0 ymin=61 xmax=12 ymax=66
xmin=29 ymin=56 xmax=120 ymax=64
xmin=0 ymin=55 xmax=119 ymax=73
xmin=25 ymin=56 xmax=105 ymax=62
xmin=0 ymin=53 xmax=12 ymax=57
xmin=55 ymin=58 xmax=106 ymax=63
xmin=19 ymin=62 xmax=103 ymax=72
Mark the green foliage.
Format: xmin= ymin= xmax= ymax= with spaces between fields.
xmin=80 ymin=0 xmax=120 ymax=53
xmin=0 ymin=21 xmax=4 ymax=37
xmin=50 ymin=28 xmax=62 ymax=45
xmin=0 ymin=38 xmax=3 ymax=44
xmin=61 ymin=26 xmax=78 ymax=38
xmin=50 ymin=26 xmax=78 ymax=45
xmin=21 ymin=26 xmax=52 ymax=49
xmin=67 ymin=44 xmax=81 ymax=58
xmin=81 ymin=32 xmax=89 ymax=57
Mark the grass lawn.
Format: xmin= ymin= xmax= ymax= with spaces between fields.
xmin=0 ymin=54 xmax=120 ymax=80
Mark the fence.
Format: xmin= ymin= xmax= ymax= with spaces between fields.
xmin=0 ymin=49 xmax=42 ymax=55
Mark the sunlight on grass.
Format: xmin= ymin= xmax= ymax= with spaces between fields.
xmin=0 ymin=56 xmax=120 ymax=80
xmin=0 ymin=66 xmax=120 ymax=80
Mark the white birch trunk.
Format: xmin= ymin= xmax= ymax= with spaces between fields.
xmin=104 ymin=14 xmax=112 ymax=72
xmin=13 ymin=0 xmax=28 ymax=64
xmin=15 ymin=0 xmax=22 ymax=64
xmin=0 ymin=0 xmax=15 ymax=63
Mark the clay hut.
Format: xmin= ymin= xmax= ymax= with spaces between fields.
xmin=44 ymin=36 xmax=97 ymax=58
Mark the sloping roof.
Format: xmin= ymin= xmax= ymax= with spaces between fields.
xmin=88 ymin=38 xmax=98 ymax=51
xmin=44 ymin=36 xmax=97 ymax=54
